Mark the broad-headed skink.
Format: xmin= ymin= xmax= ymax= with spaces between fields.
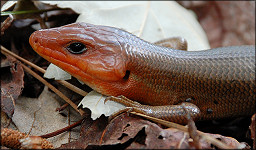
xmin=29 ymin=23 xmax=255 ymax=123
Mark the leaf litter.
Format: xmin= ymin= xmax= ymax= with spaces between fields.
xmin=1 ymin=1 xmax=255 ymax=149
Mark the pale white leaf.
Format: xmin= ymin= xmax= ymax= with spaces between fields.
xmin=43 ymin=63 xmax=71 ymax=80
xmin=42 ymin=1 xmax=210 ymax=50
xmin=78 ymin=91 xmax=125 ymax=120
xmin=1 ymin=1 xmax=17 ymax=11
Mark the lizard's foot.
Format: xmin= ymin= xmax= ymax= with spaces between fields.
xmin=106 ymin=96 xmax=201 ymax=124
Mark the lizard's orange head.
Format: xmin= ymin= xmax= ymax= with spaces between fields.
xmin=29 ymin=23 xmax=130 ymax=90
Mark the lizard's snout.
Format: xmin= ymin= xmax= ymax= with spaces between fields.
xmin=29 ymin=31 xmax=42 ymax=50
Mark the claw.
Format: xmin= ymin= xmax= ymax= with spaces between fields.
xmin=119 ymin=95 xmax=125 ymax=98
xmin=104 ymin=96 xmax=112 ymax=104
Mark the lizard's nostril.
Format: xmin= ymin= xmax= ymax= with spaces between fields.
xmin=34 ymin=37 xmax=38 ymax=43
xmin=29 ymin=31 xmax=39 ymax=46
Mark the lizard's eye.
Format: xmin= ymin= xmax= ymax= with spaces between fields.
xmin=67 ymin=42 xmax=87 ymax=54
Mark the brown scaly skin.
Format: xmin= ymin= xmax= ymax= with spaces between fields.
xmin=29 ymin=23 xmax=255 ymax=123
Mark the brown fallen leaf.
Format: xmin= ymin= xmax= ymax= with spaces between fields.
xmin=59 ymin=115 xmax=108 ymax=149
xmin=1 ymin=53 xmax=24 ymax=118
xmin=178 ymin=1 xmax=255 ymax=48
xmin=59 ymin=113 xmax=246 ymax=149
xmin=102 ymin=114 xmax=246 ymax=149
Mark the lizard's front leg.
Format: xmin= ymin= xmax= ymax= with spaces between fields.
xmin=105 ymin=96 xmax=200 ymax=124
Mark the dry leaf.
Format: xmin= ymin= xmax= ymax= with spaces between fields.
xmin=1 ymin=54 xmax=24 ymax=118
xmin=12 ymin=86 xmax=82 ymax=148
xmin=179 ymin=1 xmax=255 ymax=48
xmin=101 ymin=114 xmax=245 ymax=149
xmin=59 ymin=115 xmax=108 ymax=149
xmin=60 ymin=113 xmax=246 ymax=149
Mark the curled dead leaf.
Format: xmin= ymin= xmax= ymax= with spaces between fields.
xmin=1 ymin=53 xmax=24 ymax=118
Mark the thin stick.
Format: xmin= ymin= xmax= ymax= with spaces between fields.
xmin=20 ymin=62 xmax=85 ymax=116
xmin=40 ymin=119 xmax=83 ymax=139
xmin=1 ymin=45 xmax=87 ymax=96
xmin=56 ymin=80 xmax=87 ymax=96
xmin=130 ymin=112 xmax=235 ymax=149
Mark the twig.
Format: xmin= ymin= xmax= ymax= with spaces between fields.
xmin=1 ymin=45 xmax=87 ymax=97
xmin=68 ymin=107 xmax=71 ymax=143
xmin=40 ymin=119 xmax=84 ymax=139
xmin=56 ymin=103 xmax=70 ymax=112
xmin=19 ymin=63 xmax=85 ymax=116
xmin=57 ymin=79 xmax=87 ymax=97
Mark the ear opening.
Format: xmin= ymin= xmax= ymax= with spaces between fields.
xmin=122 ymin=70 xmax=130 ymax=80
